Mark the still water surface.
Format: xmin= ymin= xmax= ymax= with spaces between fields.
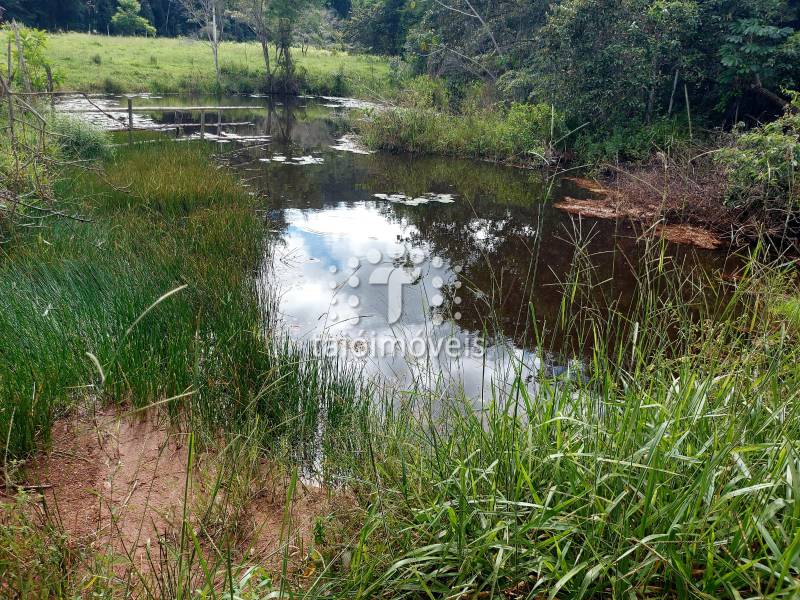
xmin=63 ymin=95 xmax=736 ymax=398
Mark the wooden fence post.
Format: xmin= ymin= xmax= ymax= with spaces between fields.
xmin=200 ymin=110 xmax=205 ymax=140
xmin=127 ymin=97 xmax=133 ymax=145
xmin=45 ymin=65 xmax=54 ymax=110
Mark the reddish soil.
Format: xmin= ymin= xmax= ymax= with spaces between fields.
xmin=22 ymin=405 xmax=347 ymax=583
xmin=25 ymin=406 xmax=189 ymax=568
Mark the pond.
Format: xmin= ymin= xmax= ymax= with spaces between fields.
xmin=61 ymin=94 xmax=738 ymax=399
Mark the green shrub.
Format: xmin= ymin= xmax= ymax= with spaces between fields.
xmin=496 ymin=69 xmax=537 ymax=103
xmin=330 ymin=65 xmax=348 ymax=96
xmin=575 ymin=118 xmax=689 ymax=163
xmin=101 ymin=77 xmax=125 ymax=94
xmin=50 ymin=115 xmax=112 ymax=162
xmin=716 ymin=97 xmax=799 ymax=213
xmin=458 ymin=80 xmax=498 ymax=114
xmin=2 ymin=25 xmax=61 ymax=91
xmin=219 ymin=62 xmax=261 ymax=94
xmin=403 ymin=75 xmax=451 ymax=110
xmin=501 ymin=102 xmax=565 ymax=158
xmin=387 ymin=56 xmax=407 ymax=87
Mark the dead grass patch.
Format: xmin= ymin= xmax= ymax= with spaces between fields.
xmin=554 ymin=151 xmax=734 ymax=249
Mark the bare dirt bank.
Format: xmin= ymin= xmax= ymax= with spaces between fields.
xmin=18 ymin=405 xmax=353 ymax=589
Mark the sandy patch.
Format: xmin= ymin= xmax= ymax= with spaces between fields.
xmin=23 ymin=405 xmax=347 ymax=582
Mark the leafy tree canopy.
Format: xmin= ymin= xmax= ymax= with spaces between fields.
xmin=111 ymin=0 xmax=157 ymax=35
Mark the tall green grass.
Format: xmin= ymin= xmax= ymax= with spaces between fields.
xmin=2 ymin=121 xmax=800 ymax=597
xmin=302 ymin=246 xmax=800 ymax=599
xmin=357 ymin=104 xmax=565 ymax=165
xmin=0 ymin=141 xmax=363 ymax=462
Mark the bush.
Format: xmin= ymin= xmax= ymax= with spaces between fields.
xmin=101 ymin=77 xmax=125 ymax=94
xmin=458 ymin=80 xmax=498 ymax=114
xmin=403 ymin=76 xmax=451 ymax=110
xmin=496 ymin=70 xmax=537 ymax=103
xmin=716 ymin=97 xmax=800 ymax=214
xmin=219 ymin=62 xmax=262 ymax=94
xmin=574 ymin=118 xmax=690 ymax=163
xmin=330 ymin=65 xmax=348 ymax=97
xmin=50 ymin=116 xmax=112 ymax=162
xmin=387 ymin=57 xmax=408 ymax=87
xmin=501 ymin=103 xmax=565 ymax=158
xmin=2 ymin=25 xmax=61 ymax=91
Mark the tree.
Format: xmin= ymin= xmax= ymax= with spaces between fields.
xmin=720 ymin=17 xmax=800 ymax=110
xmin=111 ymin=0 xmax=157 ymax=35
xmin=347 ymin=0 xmax=412 ymax=56
xmin=232 ymin=0 xmax=318 ymax=93
xmin=0 ymin=0 xmax=86 ymax=30
xmin=140 ymin=0 xmax=157 ymax=24
xmin=2 ymin=23 xmax=59 ymax=90
xmin=232 ymin=0 xmax=276 ymax=90
xmin=296 ymin=7 xmax=340 ymax=54
xmin=181 ymin=0 xmax=227 ymax=88
xmin=271 ymin=0 xmax=319 ymax=90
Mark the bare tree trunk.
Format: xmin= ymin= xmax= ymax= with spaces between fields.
xmin=260 ymin=39 xmax=272 ymax=94
xmin=212 ymin=3 xmax=220 ymax=88
xmin=667 ymin=68 xmax=679 ymax=116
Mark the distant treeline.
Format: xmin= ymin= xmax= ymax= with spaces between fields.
xmin=3 ymin=0 xmax=800 ymax=132
xmin=0 ymin=0 xmax=352 ymax=37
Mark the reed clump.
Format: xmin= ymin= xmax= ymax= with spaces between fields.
xmin=0 ymin=141 xmax=362 ymax=462
xmin=301 ymin=246 xmax=800 ymax=599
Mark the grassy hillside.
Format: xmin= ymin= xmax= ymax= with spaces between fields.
xmin=44 ymin=33 xmax=393 ymax=97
